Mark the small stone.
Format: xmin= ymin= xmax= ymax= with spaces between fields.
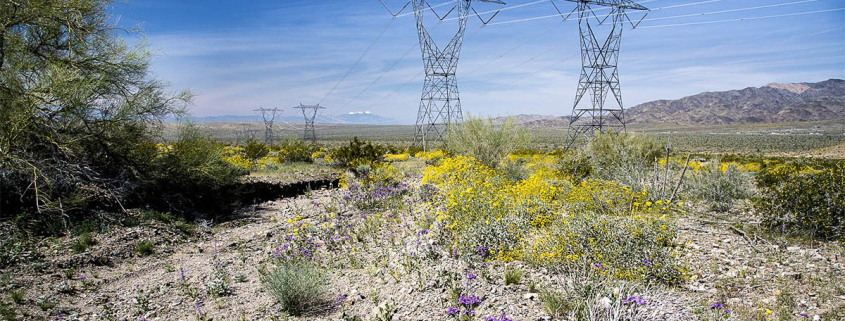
xmin=523 ymin=293 xmax=538 ymax=300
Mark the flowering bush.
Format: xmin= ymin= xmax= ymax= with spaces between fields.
xmin=755 ymin=161 xmax=844 ymax=241
xmin=423 ymin=155 xmax=686 ymax=285
xmin=384 ymin=153 xmax=410 ymax=162
xmin=276 ymin=140 xmax=320 ymax=163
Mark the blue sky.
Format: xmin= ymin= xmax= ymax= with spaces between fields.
xmin=112 ymin=0 xmax=845 ymax=123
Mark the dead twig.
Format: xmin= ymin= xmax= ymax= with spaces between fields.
xmin=669 ymin=153 xmax=691 ymax=204
xmin=729 ymin=226 xmax=762 ymax=253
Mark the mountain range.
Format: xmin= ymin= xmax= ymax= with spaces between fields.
xmin=499 ymin=79 xmax=844 ymax=127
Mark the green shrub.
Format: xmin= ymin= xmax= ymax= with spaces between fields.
xmin=260 ymin=262 xmax=328 ymax=316
xmin=582 ymin=132 xmax=663 ymax=197
xmin=243 ymin=139 xmax=270 ymax=161
xmin=71 ymin=232 xmax=97 ymax=254
xmin=686 ymin=161 xmax=754 ymax=212
xmin=504 ymin=266 xmax=523 ymax=285
xmin=276 ymin=140 xmax=319 ymax=163
xmin=755 ymin=161 xmax=844 ymax=241
xmin=135 ymin=241 xmax=155 ymax=256
xmin=148 ymin=124 xmax=247 ymax=215
xmin=528 ymin=213 xmax=687 ymax=286
xmin=539 ymin=288 xmax=572 ymax=318
xmin=10 ymin=289 xmax=26 ymax=305
xmin=445 ymin=115 xmax=531 ymax=168
xmin=459 ymin=216 xmax=527 ymax=258
xmin=329 ymin=137 xmax=388 ymax=171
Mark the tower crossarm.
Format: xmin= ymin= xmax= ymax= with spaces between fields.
xmin=562 ymin=0 xmax=647 ymax=11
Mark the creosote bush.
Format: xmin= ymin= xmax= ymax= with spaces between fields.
xmin=755 ymin=161 xmax=844 ymax=241
xmin=275 ymin=140 xmax=320 ymax=163
xmin=243 ymin=139 xmax=270 ymax=161
xmin=329 ymin=137 xmax=390 ymax=171
xmin=260 ymin=261 xmax=329 ymax=316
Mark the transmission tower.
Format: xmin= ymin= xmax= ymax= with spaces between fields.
xmin=381 ymin=0 xmax=505 ymax=150
xmin=555 ymin=0 xmax=648 ymax=149
xmin=293 ymin=104 xmax=326 ymax=143
xmin=254 ymin=107 xmax=282 ymax=144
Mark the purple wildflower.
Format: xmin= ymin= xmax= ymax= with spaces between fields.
xmin=446 ymin=307 xmax=460 ymax=316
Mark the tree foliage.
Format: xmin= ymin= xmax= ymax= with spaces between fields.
xmin=0 ymin=0 xmax=190 ymax=225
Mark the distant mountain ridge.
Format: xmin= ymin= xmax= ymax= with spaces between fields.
xmin=493 ymin=79 xmax=844 ymax=127
xmin=626 ymin=79 xmax=845 ymax=125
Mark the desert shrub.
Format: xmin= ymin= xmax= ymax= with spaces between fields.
xmin=498 ymin=156 xmax=531 ymax=181
xmin=755 ymin=161 xmax=844 ymax=240
xmin=686 ymin=161 xmax=754 ymax=212
xmin=383 ymin=153 xmax=410 ymax=162
xmin=329 ymin=137 xmax=388 ymax=171
xmin=147 ymin=125 xmax=247 ymax=215
xmin=541 ymin=276 xmax=684 ymax=321
xmin=243 ymin=139 xmax=270 ymax=161
xmin=582 ymin=132 xmax=663 ymax=197
xmin=445 ymin=115 xmax=531 ymax=168
xmin=276 ymin=140 xmax=319 ymax=163
xmin=504 ymin=266 xmax=523 ymax=285
xmin=71 ymin=232 xmax=97 ymax=254
xmin=459 ymin=216 xmax=528 ymax=258
xmin=261 ymin=261 xmax=329 ymax=316
xmin=135 ymin=241 xmax=155 ymax=256
xmin=341 ymin=165 xmax=410 ymax=211
xmin=423 ymin=155 xmax=685 ymax=285
xmin=555 ymin=153 xmax=593 ymax=183
xmin=526 ymin=213 xmax=687 ymax=286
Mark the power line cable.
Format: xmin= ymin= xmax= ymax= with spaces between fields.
xmin=488 ymin=0 xmax=722 ymax=25
xmin=638 ymin=7 xmax=844 ymax=28
xmin=318 ymin=17 xmax=396 ymax=105
xmin=635 ymin=0 xmax=828 ymax=23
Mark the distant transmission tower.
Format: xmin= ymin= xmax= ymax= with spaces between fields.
xmin=556 ymin=0 xmax=648 ymax=149
xmin=293 ymin=104 xmax=326 ymax=142
xmin=381 ymin=0 xmax=505 ymax=149
xmin=254 ymin=107 xmax=282 ymax=144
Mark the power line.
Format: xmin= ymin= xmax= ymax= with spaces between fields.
xmin=443 ymin=0 xmax=550 ymax=22
xmin=395 ymin=0 xmax=454 ymax=18
xmin=488 ymin=0 xmax=721 ymax=25
xmin=636 ymin=0 xmax=828 ymax=23
xmin=639 ymin=7 xmax=845 ymax=29
xmin=324 ymin=21 xmax=446 ymax=117
xmin=332 ymin=41 xmax=418 ymax=114
xmin=318 ymin=17 xmax=396 ymax=105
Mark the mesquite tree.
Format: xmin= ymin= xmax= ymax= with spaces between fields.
xmin=0 ymin=0 xmax=190 ymax=228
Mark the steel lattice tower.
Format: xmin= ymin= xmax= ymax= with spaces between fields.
xmin=381 ymin=0 xmax=504 ymax=149
xmin=293 ymin=104 xmax=326 ymax=142
xmin=253 ymin=107 xmax=282 ymax=144
xmin=560 ymin=0 xmax=648 ymax=149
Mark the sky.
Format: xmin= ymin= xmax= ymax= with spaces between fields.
xmin=111 ymin=0 xmax=845 ymax=124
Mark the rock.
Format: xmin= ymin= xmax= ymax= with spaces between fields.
xmin=599 ymin=297 xmax=612 ymax=309
xmin=523 ymin=293 xmax=538 ymax=300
